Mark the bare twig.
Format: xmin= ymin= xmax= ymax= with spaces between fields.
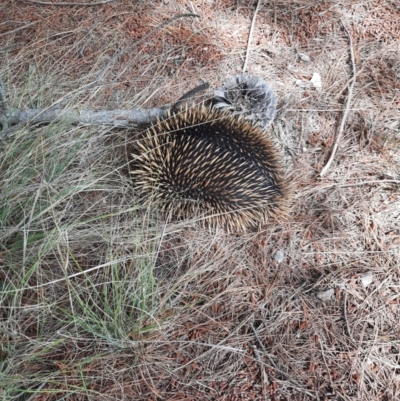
xmin=298 ymin=180 xmax=400 ymax=197
xmin=0 ymin=79 xmax=7 ymax=112
xmin=320 ymin=21 xmax=356 ymax=176
xmin=0 ymin=105 xmax=169 ymax=138
xmin=243 ymin=0 xmax=261 ymax=72
xmin=0 ymin=79 xmax=9 ymax=132
xmin=0 ymin=79 xmax=212 ymax=138
xmin=344 ymin=291 xmax=356 ymax=344
xmin=22 ymin=0 xmax=115 ymax=5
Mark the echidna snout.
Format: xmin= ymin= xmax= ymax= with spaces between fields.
xmin=130 ymin=105 xmax=291 ymax=231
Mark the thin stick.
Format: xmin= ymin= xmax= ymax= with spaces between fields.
xmin=344 ymin=291 xmax=356 ymax=344
xmin=243 ymin=0 xmax=261 ymax=73
xmin=320 ymin=21 xmax=356 ymax=176
xmin=0 ymin=79 xmax=8 ymax=112
xmin=0 ymin=79 xmax=9 ymax=132
xmin=23 ymin=0 xmax=115 ymax=5
xmin=298 ymin=179 xmax=400 ymax=197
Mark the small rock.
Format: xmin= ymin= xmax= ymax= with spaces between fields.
xmin=299 ymin=52 xmax=311 ymax=62
xmin=274 ymin=249 xmax=285 ymax=264
xmin=316 ymin=288 xmax=334 ymax=302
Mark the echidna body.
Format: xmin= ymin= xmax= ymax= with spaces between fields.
xmin=130 ymin=105 xmax=290 ymax=231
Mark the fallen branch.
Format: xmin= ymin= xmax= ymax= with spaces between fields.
xmin=1 ymin=105 xmax=168 ymax=131
xmin=0 ymin=80 xmax=210 ymax=138
xmin=0 ymin=80 xmax=170 ymax=137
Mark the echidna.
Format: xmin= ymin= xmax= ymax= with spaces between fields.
xmin=130 ymin=104 xmax=291 ymax=232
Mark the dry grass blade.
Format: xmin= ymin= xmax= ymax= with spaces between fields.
xmin=243 ymin=0 xmax=261 ymax=73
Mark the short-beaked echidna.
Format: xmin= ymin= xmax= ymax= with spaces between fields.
xmin=130 ymin=104 xmax=291 ymax=232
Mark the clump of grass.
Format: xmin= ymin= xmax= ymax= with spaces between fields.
xmin=0 ymin=96 xmax=165 ymax=399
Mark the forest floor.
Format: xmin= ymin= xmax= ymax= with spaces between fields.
xmin=1 ymin=0 xmax=400 ymax=400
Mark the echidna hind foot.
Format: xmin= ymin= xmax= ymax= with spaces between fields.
xmin=130 ymin=104 xmax=291 ymax=232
